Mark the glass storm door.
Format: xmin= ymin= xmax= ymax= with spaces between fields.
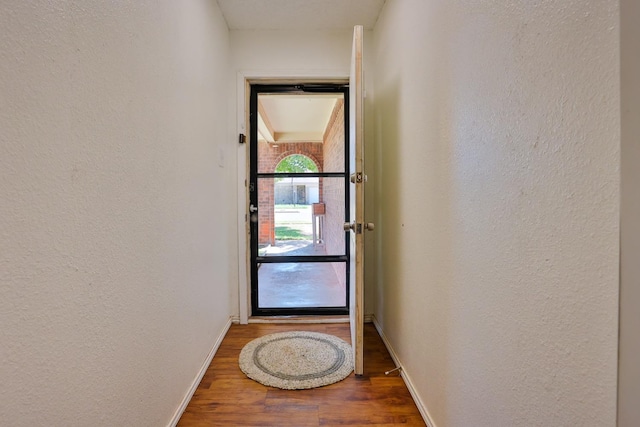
xmin=249 ymin=84 xmax=350 ymax=317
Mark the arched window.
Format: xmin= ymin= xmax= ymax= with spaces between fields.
xmin=275 ymin=154 xmax=318 ymax=173
xmin=274 ymin=155 xmax=319 ymax=206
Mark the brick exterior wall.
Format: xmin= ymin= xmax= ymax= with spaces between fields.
xmin=321 ymin=100 xmax=347 ymax=288
xmin=257 ymin=141 xmax=324 ymax=245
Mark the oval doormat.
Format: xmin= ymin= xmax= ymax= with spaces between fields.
xmin=239 ymin=331 xmax=353 ymax=390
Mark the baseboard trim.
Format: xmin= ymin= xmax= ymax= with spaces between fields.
xmin=168 ymin=316 xmax=233 ymax=427
xmin=244 ymin=314 xmax=374 ymax=324
xmin=248 ymin=316 xmax=349 ymax=324
xmin=371 ymin=316 xmax=437 ymax=427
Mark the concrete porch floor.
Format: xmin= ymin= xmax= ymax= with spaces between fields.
xmin=258 ymin=240 xmax=345 ymax=308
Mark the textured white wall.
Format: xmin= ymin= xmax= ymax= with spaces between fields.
xmin=229 ymin=29 xmax=377 ymax=317
xmin=0 ymin=1 xmax=232 ymax=425
xmin=372 ymin=1 xmax=619 ymax=426
xmin=619 ymin=0 xmax=640 ymax=425
xmin=230 ymin=30 xmax=353 ymax=73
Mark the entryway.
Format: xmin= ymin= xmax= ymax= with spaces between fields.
xmin=249 ymin=84 xmax=350 ymax=316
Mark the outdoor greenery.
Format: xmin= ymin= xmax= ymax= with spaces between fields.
xmin=275 ymin=226 xmax=311 ymax=240
xmin=275 ymin=154 xmax=318 ymax=173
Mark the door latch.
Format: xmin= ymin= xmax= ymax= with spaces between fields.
xmin=344 ymin=222 xmax=375 ymax=234
xmin=342 ymin=222 xmax=376 ymax=234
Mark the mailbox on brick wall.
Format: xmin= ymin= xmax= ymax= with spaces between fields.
xmin=313 ymin=202 xmax=326 ymax=215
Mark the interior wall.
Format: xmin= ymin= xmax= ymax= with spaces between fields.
xmin=230 ymin=29 xmax=376 ymax=317
xmin=0 ymin=1 xmax=232 ymax=425
xmin=619 ymin=0 xmax=640 ymax=425
xmin=372 ymin=1 xmax=619 ymax=426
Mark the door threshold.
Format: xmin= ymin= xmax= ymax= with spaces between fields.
xmin=249 ymin=315 xmax=349 ymax=324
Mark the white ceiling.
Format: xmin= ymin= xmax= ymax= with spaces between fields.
xmin=216 ymin=0 xmax=386 ymax=31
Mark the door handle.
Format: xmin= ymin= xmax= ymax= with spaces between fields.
xmin=249 ymin=204 xmax=258 ymax=213
xmin=364 ymin=222 xmax=375 ymax=231
xmin=343 ymin=222 xmax=355 ymax=231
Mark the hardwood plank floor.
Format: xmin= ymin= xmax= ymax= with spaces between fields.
xmin=178 ymin=323 xmax=426 ymax=426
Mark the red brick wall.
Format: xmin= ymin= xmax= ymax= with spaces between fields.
xmin=322 ymin=100 xmax=347 ymax=288
xmin=257 ymin=141 xmax=323 ymax=245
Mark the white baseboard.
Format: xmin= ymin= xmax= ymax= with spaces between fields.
xmin=243 ymin=314 xmax=374 ymax=324
xmin=371 ymin=316 xmax=437 ymax=427
xmin=248 ymin=316 xmax=349 ymax=324
xmin=168 ymin=316 xmax=233 ymax=427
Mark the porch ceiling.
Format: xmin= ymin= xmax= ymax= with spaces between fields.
xmin=258 ymin=94 xmax=342 ymax=143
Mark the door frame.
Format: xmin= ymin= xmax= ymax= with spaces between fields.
xmin=249 ymin=83 xmax=350 ymax=316
xmin=236 ymin=71 xmax=349 ymax=324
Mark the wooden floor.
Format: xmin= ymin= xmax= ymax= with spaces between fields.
xmin=178 ymin=323 xmax=426 ymax=426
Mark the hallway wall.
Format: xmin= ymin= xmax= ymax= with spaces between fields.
xmin=0 ymin=1 xmax=232 ymax=425
xmin=371 ymin=1 xmax=619 ymax=426
xmin=619 ymin=0 xmax=640 ymax=424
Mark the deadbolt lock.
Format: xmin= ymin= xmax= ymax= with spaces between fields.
xmin=350 ymin=172 xmax=364 ymax=184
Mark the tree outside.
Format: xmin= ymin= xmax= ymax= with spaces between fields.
xmin=275 ymin=154 xmax=318 ymax=174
